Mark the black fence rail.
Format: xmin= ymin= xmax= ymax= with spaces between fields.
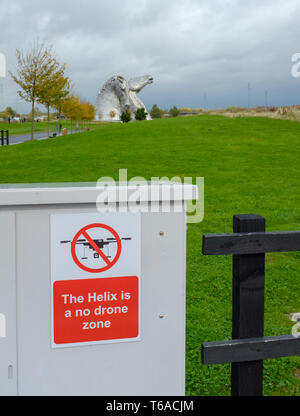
xmin=201 ymin=214 xmax=300 ymax=396
xmin=0 ymin=130 xmax=9 ymax=146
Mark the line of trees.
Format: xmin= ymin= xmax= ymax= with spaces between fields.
xmin=150 ymin=104 xmax=180 ymax=119
xmin=61 ymin=95 xmax=95 ymax=132
xmin=9 ymin=42 xmax=95 ymax=140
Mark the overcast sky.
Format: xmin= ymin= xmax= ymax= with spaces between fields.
xmin=0 ymin=0 xmax=300 ymax=113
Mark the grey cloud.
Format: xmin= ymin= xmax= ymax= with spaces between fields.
xmin=0 ymin=0 xmax=300 ymax=113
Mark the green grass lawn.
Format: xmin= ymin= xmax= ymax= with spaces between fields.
xmin=0 ymin=115 xmax=299 ymax=395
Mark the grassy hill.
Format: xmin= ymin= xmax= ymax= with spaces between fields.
xmin=0 ymin=115 xmax=299 ymax=395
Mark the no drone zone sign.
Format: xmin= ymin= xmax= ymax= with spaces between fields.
xmin=50 ymin=212 xmax=141 ymax=348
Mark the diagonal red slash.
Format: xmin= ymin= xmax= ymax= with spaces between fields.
xmin=82 ymin=230 xmax=112 ymax=266
xmin=71 ymin=223 xmax=122 ymax=274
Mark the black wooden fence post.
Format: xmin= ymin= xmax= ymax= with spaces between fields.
xmin=0 ymin=130 xmax=10 ymax=145
xmin=231 ymin=214 xmax=266 ymax=396
xmin=202 ymin=216 xmax=300 ymax=395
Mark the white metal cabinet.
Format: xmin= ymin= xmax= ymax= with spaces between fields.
xmin=0 ymin=183 xmax=197 ymax=396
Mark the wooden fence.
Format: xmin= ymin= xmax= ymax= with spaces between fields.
xmin=201 ymin=214 xmax=300 ymax=396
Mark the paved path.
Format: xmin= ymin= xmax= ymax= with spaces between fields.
xmin=9 ymin=131 xmax=52 ymax=145
xmin=5 ymin=130 xmax=83 ymax=146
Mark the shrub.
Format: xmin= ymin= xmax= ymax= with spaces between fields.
xmin=252 ymin=106 xmax=269 ymax=113
xmin=225 ymin=106 xmax=247 ymax=113
xmin=120 ymin=109 xmax=132 ymax=123
xmin=150 ymin=104 xmax=162 ymax=119
xmin=169 ymin=106 xmax=180 ymax=117
xmin=134 ymin=108 xmax=148 ymax=121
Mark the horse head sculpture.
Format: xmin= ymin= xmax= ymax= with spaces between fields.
xmin=128 ymin=75 xmax=154 ymax=93
xmin=96 ymin=76 xmax=131 ymax=121
xmin=96 ymin=75 xmax=154 ymax=121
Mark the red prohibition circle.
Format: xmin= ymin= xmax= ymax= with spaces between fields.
xmin=71 ymin=223 xmax=122 ymax=273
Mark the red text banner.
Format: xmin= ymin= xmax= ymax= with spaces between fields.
xmin=53 ymin=276 xmax=139 ymax=345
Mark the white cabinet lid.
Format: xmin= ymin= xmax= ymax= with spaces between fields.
xmin=0 ymin=182 xmax=199 ymax=206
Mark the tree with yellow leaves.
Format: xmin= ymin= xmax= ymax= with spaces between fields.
xmin=38 ymin=61 xmax=70 ymax=137
xmin=10 ymin=42 xmax=58 ymax=140
xmin=61 ymin=96 xmax=95 ymax=133
xmin=61 ymin=94 xmax=82 ymax=133
xmin=80 ymin=101 xmax=95 ymax=127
